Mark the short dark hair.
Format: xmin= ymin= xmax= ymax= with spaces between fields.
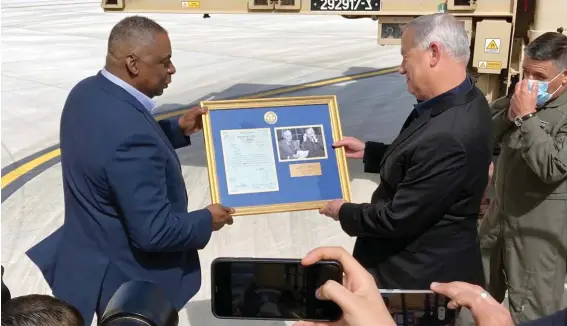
xmin=525 ymin=32 xmax=567 ymax=71
xmin=107 ymin=15 xmax=167 ymax=56
xmin=1 ymin=294 xmax=84 ymax=326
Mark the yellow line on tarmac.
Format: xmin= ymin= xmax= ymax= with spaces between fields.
xmin=1 ymin=66 xmax=398 ymax=190
xmin=1 ymin=149 xmax=61 ymax=188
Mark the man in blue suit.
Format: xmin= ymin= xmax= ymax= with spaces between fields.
xmin=26 ymin=16 xmax=235 ymax=325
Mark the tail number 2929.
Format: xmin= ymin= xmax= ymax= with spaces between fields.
xmin=318 ymin=0 xmax=375 ymax=11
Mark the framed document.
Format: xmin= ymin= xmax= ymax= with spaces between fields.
xmin=201 ymin=95 xmax=351 ymax=216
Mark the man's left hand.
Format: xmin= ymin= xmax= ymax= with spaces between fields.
xmin=178 ymin=106 xmax=208 ymax=135
xmin=507 ymin=79 xmax=538 ymax=121
xmin=319 ymin=199 xmax=346 ymax=221
xmin=430 ymin=282 xmax=513 ymax=326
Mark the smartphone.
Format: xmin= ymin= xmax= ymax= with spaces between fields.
xmin=379 ymin=289 xmax=456 ymax=326
xmin=211 ymin=257 xmax=343 ymax=322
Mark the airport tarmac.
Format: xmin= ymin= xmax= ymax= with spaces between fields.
xmin=1 ymin=1 xmax=413 ymax=325
xmin=2 ymin=1 xmax=566 ymax=326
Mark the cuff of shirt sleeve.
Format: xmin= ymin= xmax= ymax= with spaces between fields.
xmin=338 ymin=203 xmax=361 ymax=237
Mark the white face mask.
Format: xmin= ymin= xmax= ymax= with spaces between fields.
xmin=526 ymin=71 xmax=564 ymax=106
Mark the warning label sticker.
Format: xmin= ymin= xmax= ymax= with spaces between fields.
xmin=484 ymin=38 xmax=501 ymax=53
xmin=478 ymin=61 xmax=502 ymax=70
xmin=181 ymin=1 xmax=200 ymax=8
xmin=487 ymin=61 xmax=502 ymax=69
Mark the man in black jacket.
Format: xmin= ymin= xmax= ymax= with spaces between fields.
xmin=321 ymin=13 xmax=491 ymax=290
xmin=1 ymin=266 xmax=10 ymax=304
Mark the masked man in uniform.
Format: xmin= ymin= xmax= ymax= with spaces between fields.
xmin=480 ymin=31 xmax=567 ymax=324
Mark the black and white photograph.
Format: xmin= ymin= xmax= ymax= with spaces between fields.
xmin=274 ymin=125 xmax=328 ymax=162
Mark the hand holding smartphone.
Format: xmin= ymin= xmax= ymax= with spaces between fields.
xmin=210 ymin=248 xmax=459 ymax=326
xmin=211 ymin=257 xmax=343 ymax=322
xmin=379 ymin=290 xmax=457 ymax=326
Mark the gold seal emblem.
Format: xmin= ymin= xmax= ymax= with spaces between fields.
xmin=264 ymin=111 xmax=277 ymax=124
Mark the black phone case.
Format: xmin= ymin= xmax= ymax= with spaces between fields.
xmin=210 ymin=257 xmax=343 ymax=321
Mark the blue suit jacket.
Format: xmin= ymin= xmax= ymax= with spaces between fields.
xmin=26 ymin=72 xmax=213 ymax=325
xmin=521 ymin=308 xmax=567 ymax=326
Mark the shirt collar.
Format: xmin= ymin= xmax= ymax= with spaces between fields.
xmin=413 ymin=75 xmax=473 ymax=116
xmin=100 ymin=68 xmax=156 ymax=112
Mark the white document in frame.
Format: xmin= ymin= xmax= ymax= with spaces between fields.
xmin=220 ymin=128 xmax=280 ymax=195
xmin=296 ymin=150 xmax=309 ymax=159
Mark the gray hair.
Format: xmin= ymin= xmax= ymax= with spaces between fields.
xmin=524 ymin=32 xmax=567 ymax=71
xmin=404 ymin=13 xmax=470 ymax=63
xmin=107 ymin=15 xmax=167 ymax=57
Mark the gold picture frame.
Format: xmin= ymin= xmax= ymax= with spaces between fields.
xmin=201 ymin=95 xmax=351 ymax=216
